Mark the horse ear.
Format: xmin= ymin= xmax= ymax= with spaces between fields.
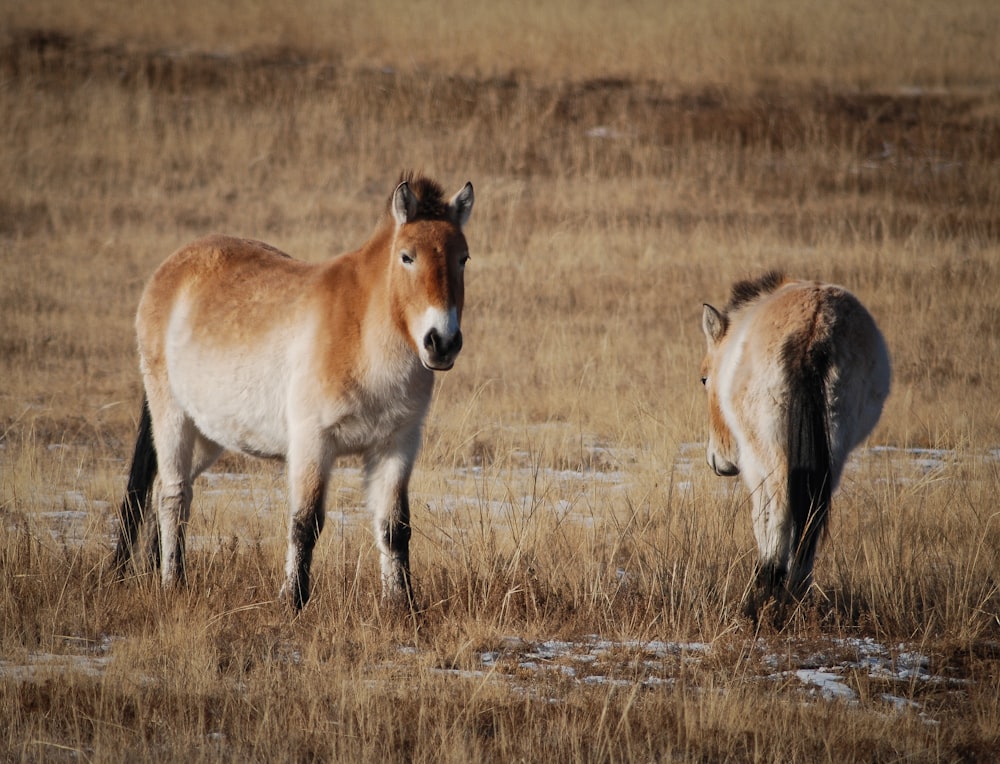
xmin=392 ymin=182 xmax=418 ymax=226
xmin=448 ymin=182 xmax=474 ymax=228
xmin=702 ymin=304 xmax=727 ymax=344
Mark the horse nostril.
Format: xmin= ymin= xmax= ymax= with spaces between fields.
xmin=424 ymin=329 xmax=462 ymax=357
xmin=424 ymin=329 xmax=440 ymax=353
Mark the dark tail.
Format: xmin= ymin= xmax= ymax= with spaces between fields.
xmin=784 ymin=345 xmax=833 ymax=600
xmin=109 ymin=397 xmax=158 ymax=576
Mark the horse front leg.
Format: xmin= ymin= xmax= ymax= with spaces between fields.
xmin=365 ymin=442 xmax=418 ymax=610
xmin=281 ymin=440 xmax=331 ymax=612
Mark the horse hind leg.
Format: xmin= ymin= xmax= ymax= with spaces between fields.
xmin=142 ymin=435 xmax=222 ymax=579
xmin=157 ymin=478 xmax=194 ymax=587
xmin=143 ymin=402 xmax=200 ymax=588
xmin=744 ymin=469 xmax=795 ymax=617
xmin=136 ymin=477 xmax=162 ymax=572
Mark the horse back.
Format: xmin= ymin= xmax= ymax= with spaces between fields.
xmin=138 ymin=235 xmax=313 ymax=345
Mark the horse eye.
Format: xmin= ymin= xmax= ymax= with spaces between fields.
xmin=401 ymin=251 xmax=414 ymax=265
xmin=460 ymin=254 xmax=470 ymax=267
xmin=700 ymin=376 xmax=708 ymax=386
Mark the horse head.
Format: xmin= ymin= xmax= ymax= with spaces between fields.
xmin=389 ymin=178 xmax=474 ymax=371
xmin=700 ymin=303 xmax=740 ymax=477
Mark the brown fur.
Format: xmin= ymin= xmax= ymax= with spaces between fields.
xmin=700 ymin=273 xmax=891 ymax=619
xmin=114 ymin=174 xmax=475 ymax=612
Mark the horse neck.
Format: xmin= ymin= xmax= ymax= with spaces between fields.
xmin=347 ymin=223 xmax=420 ymax=371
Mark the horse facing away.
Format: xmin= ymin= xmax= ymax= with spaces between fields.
xmin=700 ymin=271 xmax=890 ymax=616
xmin=110 ymin=173 xmax=474 ymax=611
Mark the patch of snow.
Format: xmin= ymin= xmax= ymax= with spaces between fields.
xmin=793 ymin=668 xmax=857 ymax=702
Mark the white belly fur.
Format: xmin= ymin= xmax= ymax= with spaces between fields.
xmin=164 ymin=302 xmax=290 ymax=458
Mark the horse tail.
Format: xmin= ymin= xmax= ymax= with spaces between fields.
xmin=783 ymin=335 xmax=833 ymax=599
xmin=109 ymin=397 xmax=158 ymax=576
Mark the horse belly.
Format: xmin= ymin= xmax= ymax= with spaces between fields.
xmin=166 ymin=337 xmax=290 ymax=460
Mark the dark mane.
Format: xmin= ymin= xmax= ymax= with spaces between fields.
xmin=388 ymin=171 xmax=449 ymax=221
xmin=725 ymin=270 xmax=786 ymax=313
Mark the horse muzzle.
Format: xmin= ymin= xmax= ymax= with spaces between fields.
xmin=708 ymin=452 xmax=739 ymax=477
xmin=421 ymin=327 xmax=463 ymax=371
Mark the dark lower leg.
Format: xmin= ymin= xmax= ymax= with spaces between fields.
xmin=379 ymin=494 xmax=414 ymax=606
xmin=283 ymin=494 xmax=325 ymax=611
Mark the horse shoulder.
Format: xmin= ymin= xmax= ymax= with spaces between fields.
xmin=308 ymin=253 xmax=368 ymax=370
xmin=297 ymin=254 xmax=394 ymax=412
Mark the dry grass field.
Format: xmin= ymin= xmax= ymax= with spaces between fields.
xmin=2 ymin=1 xmax=1000 ymax=760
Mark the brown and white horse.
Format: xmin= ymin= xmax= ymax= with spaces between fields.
xmin=700 ymin=271 xmax=890 ymax=615
xmin=111 ymin=173 xmax=474 ymax=611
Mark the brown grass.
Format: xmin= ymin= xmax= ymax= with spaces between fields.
xmin=2 ymin=1 xmax=1000 ymax=761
